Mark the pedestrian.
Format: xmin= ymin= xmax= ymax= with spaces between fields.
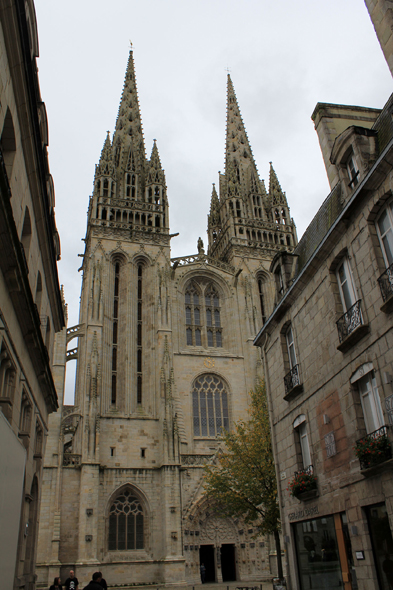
xmin=97 ymin=572 xmax=107 ymax=590
xmin=49 ymin=577 xmax=62 ymax=590
xmin=83 ymin=572 xmax=103 ymax=590
xmin=64 ymin=570 xmax=79 ymax=590
xmin=200 ymin=563 xmax=206 ymax=584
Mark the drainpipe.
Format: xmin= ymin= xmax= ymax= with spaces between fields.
xmin=260 ymin=334 xmax=292 ymax=590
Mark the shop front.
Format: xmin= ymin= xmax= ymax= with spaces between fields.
xmin=291 ymin=513 xmax=355 ymax=590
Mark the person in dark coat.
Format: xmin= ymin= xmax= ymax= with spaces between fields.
xmin=83 ymin=572 xmax=103 ymax=590
xmin=97 ymin=572 xmax=107 ymax=590
xmin=49 ymin=577 xmax=62 ymax=590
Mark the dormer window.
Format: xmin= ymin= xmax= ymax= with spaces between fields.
xmin=347 ymin=154 xmax=359 ymax=188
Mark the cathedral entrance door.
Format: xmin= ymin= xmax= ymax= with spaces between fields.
xmin=199 ymin=544 xmax=216 ymax=582
xmin=221 ymin=544 xmax=236 ymax=581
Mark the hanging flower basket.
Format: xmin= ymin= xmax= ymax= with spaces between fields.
xmin=287 ymin=468 xmax=317 ymax=498
xmin=354 ymin=428 xmax=392 ymax=470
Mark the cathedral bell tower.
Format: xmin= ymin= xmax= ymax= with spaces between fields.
xmin=207 ymin=74 xmax=297 ymax=265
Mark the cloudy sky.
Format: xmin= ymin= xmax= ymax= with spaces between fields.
xmin=34 ymin=1 xmax=391 ymax=400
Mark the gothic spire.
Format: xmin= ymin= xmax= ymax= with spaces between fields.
xmin=208 ymin=183 xmax=220 ymax=228
xmin=147 ymin=139 xmax=165 ymax=185
xmin=268 ymin=162 xmax=288 ymax=206
xmin=224 ymin=74 xmax=260 ymax=198
xmin=112 ymin=49 xmax=146 ymax=173
xmin=95 ymin=131 xmax=114 ymax=178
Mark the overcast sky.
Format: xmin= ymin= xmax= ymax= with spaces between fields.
xmin=33 ymin=1 xmax=392 ymax=401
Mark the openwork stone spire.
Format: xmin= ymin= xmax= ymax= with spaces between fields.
xmin=269 ymin=162 xmax=288 ymax=206
xmin=95 ymin=131 xmax=114 ymax=178
xmin=147 ymin=139 xmax=165 ymax=186
xmin=112 ymin=49 xmax=146 ymax=175
xmin=208 ymin=183 xmax=220 ymax=228
xmin=224 ymin=74 xmax=261 ymax=199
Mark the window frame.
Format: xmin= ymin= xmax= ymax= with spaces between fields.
xmin=293 ymin=415 xmax=312 ymax=470
xmin=347 ymin=153 xmax=359 ymax=188
xmin=192 ymin=373 xmax=229 ymax=438
xmin=357 ymin=371 xmax=384 ymax=434
xmin=336 ymin=257 xmax=357 ymax=313
xmin=286 ymin=325 xmax=297 ymax=370
xmin=376 ymin=199 xmax=393 ymax=269
xmin=108 ymin=487 xmax=145 ymax=552
xmin=184 ymin=281 xmax=223 ymax=349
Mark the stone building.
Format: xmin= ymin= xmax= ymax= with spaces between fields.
xmin=0 ymin=1 xmax=64 ymax=589
xmin=254 ymin=17 xmax=393 ymax=590
xmin=36 ymin=50 xmax=297 ymax=587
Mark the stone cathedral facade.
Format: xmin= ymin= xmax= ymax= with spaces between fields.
xmin=36 ymin=51 xmax=297 ymax=587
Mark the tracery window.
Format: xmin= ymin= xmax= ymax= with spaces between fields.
xmin=108 ymin=489 xmax=144 ymax=551
xmin=205 ymin=285 xmax=222 ymax=347
xmin=185 ymin=283 xmax=202 ymax=346
xmin=192 ymin=374 xmax=229 ymax=437
xmin=185 ymin=281 xmax=223 ymax=348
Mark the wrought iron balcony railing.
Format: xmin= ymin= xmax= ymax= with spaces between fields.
xmin=355 ymin=425 xmax=392 ymax=470
xmin=377 ymin=263 xmax=393 ymax=302
xmin=294 ymin=464 xmax=314 ymax=478
xmin=336 ymin=299 xmax=363 ymax=343
xmin=284 ymin=364 xmax=301 ymax=395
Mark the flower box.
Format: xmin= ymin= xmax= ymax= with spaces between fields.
xmin=355 ymin=427 xmax=392 ymax=470
xmin=287 ymin=467 xmax=317 ymax=499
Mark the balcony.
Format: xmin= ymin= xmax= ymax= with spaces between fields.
xmin=355 ymin=426 xmax=392 ymax=472
xmin=377 ymin=263 xmax=393 ymax=312
xmin=336 ymin=299 xmax=369 ymax=352
xmin=284 ymin=364 xmax=303 ymax=401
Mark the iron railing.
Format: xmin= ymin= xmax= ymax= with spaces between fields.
xmin=284 ymin=364 xmax=301 ymax=394
xmin=355 ymin=425 xmax=392 ymax=470
xmin=377 ymin=262 xmax=393 ymax=302
xmin=336 ymin=299 xmax=363 ymax=342
xmin=294 ymin=464 xmax=314 ymax=478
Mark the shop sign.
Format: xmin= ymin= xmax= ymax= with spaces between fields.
xmin=288 ymin=504 xmax=319 ymax=521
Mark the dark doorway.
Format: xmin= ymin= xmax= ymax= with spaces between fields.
xmin=221 ymin=544 xmax=236 ymax=581
xmin=200 ymin=544 xmax=215 ymax=582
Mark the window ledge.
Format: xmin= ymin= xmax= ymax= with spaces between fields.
xmin=360 ymin=456 xmax=393 ymax=478
xmin=284 ymin=383 xmax=304 ymax=402
xmin=337 ymin=323 xmax=369 ymax=353
xmin=0 ymin=397 xmax=12 ymax=407
xmin=380 ymin=292 xmax=393 ymax=314
xmin=294 ymin=488 xmax=319 ymax=502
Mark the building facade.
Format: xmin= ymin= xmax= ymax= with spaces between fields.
xmin=255 ymin=65 xmax=393 ymax=590
xmin=0 ymin=1 xmax=64 ymax=589
xmin=36 ymin=51 xmax=297 ymax=587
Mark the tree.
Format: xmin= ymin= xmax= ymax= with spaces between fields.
xmin=203 ymin=380 xmax=283 ymax=579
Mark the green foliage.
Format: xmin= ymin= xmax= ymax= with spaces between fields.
xmin=203 ymin=381 xmax=280 ymax=536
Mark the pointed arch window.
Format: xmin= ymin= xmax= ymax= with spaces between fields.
xmin=185 ymin=283 xmax=202 ymax=346
xmin=257 ymin=276 xmax=267 ymax=325
xmin=205 ymin=285 xmax=222 ymax=348
xmin=108 ymin=489 xmax=144 ymax=551
xmin=112 ymin=262 xmax=120 ymax=405
xmin=21 ymin=207 xmax=32 ymax=264
xmin=192 ymin=374 xmax=229 ymax=437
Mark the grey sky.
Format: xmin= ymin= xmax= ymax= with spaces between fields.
xmin=33 ymin=1 xmax=392 ymax=401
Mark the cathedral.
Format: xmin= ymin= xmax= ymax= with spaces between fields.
xmin=36 ymin=50 xmax=297 ymax=587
